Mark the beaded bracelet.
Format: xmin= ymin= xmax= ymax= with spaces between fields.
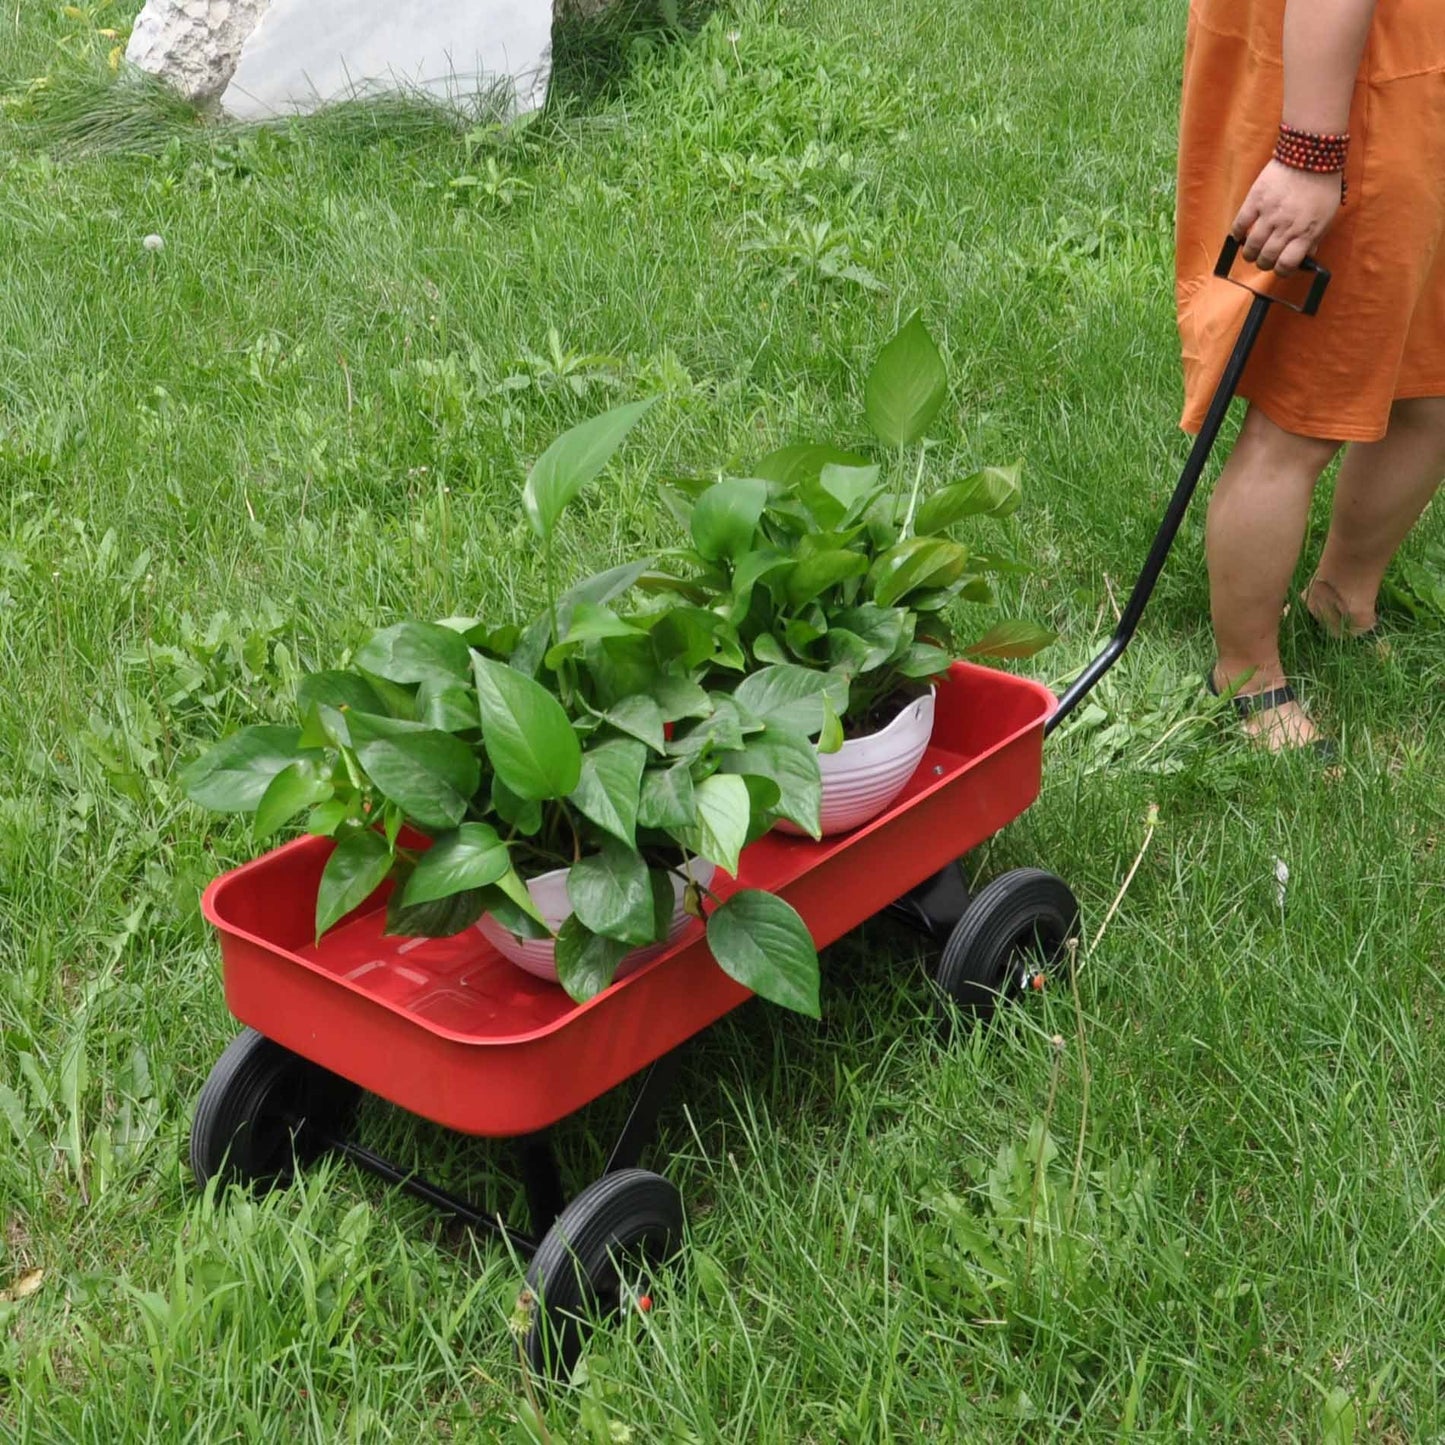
xmin=1274 ymin=122 xmax=1350 ymax=203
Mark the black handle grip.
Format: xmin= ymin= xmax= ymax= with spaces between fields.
xmin=1214 ymin=235 xmax=1331 ymax=316
xmin=1044 ymin=234 xmax=1332 ymax=737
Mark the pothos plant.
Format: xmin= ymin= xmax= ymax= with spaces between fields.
xmin=645 ymin=313 xmax=1055 ymax=733
xmin=181 ymin=403 xmax=836 ymax=1017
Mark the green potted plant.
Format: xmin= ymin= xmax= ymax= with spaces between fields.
xmin=643 ymin=313 xmax=1054 ymax=834
xmin=181 ymin=403 xmax=829 ymax=1018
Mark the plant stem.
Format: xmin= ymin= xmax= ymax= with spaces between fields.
xmin=901 ymin=443 xmax=928 ymax=538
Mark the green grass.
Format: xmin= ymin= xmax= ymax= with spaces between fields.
xmin=2 ymin=0 xmax=1444 ymax=1439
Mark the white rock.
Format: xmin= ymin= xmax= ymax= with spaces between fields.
xmin=219 ymin=0 xmax=555 ymax=121
xmin=125 ymin=0 xmax=274 ymax=105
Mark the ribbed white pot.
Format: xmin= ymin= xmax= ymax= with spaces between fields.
xmin=778 ymin=688 xmax=936 ymax=839
xmin=478 ymin=857 xmax=717 ymax=985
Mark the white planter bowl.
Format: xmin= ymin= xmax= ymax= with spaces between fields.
xmin=478 ymin=856 xmax=717 ymax=985
xmin=778 ymin=688 xmax=936 ymax=839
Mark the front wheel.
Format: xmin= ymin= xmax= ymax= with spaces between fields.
xmin=190 ymin=1029 xmax=360 ymax=1190
xmin=523 ymin=1168 xmax=683 ymax=1378
xmin=935 ymin=868 xmax=1080 ymax=1022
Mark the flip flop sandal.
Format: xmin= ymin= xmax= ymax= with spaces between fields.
xmin=1205 ymin=671 xmax=1339 ymax=763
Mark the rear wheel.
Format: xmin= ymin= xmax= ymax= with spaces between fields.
xmin=523 ymin=1168 xmax=683 ymax=1379
xmin=190 ymin=1028 xmax=360 ymax=1190
xmin=935 ymin=868 xmax=1080 ymax=1021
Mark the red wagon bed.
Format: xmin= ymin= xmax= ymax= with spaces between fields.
xmin=204 ymin=661 xmax=1053 ymax=1138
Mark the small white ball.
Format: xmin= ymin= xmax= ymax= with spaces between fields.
xmin=142 ymin=234 xmax=165 ymax=252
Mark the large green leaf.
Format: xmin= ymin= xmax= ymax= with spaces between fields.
xmin=473 ymin=656 xmax=582 ymax=800
xmin=864 ymin=312 xmax=948 ymax=448
xmin=566 ymin=840 xmax=657 ymax=946
xmin=914 ymin=465 xmax=1023 ymax=533
xmin=785 ymin=549 xmax=869 ymax=608
xmin=297 ymin=670 xmax=387 ymax=720
xmin=638 ymin=761 xmax=696 ymax=830
xmin=963 ymin=621 xmax=1058 ymax=659
xmin=544 ymin=602 xmax=645 ymax=669
xmin=652 ymin=675 xmax=714 ymax=723
xmin=522 ymin=399 xmax=656 ymax=542
xmin=824 ymin=605 xmax=912 ymax=672
xmin=402 ymin=823 xmax=511 ymax=906
xmin=554 ymin=916 xmax=631 ymax=1003
xmin=416 ymin=678 xmax=478 ymax=734
xmin=752 ymin=442 xmax=869 ymax=490
xmin=706 ymin=890 xmax=820 ymax=1017
xmin=870 ymin=537 xmax=970 ymax=608
xmin=799 ymin=463 xmax=884 ymax=530
xmin=354 ymin=622 xmax=472 ymax=687
xmin=346 ymin=712 xmax=480 ymax=832
xmin=385 ymin=885 xmax=487 ymax=939
xmin=180 ymin=725 xmax=307 ymax=813
xmin=683 ymin=773 xmax=752 ymax=876
xmin=720 ymin=728 xmax=823 ymax=838
xmin=601 ymin=695 xmax=666 ymax=754
xmin=569 ymin=738 xmax=647 ymax=847
xmin=316 ymin=828 xmax=394 ymax=938
xmin=689 ymin=477 xmax=768 ymax=562
xmin=492 ymin=775 xmax=542 ymax=835
xmin=253 ymin=759 xmax=333 ymax=845
xmin=734 ymin=665 xmax=850 ymax=736
xmin=726 ymin=547 xmax=794 ymax=624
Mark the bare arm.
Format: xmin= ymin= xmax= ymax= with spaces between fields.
xmin=1233 ymin=0 xmax=1377 ymax=275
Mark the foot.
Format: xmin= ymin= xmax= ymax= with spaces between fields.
xmin=1209 ymin=667 xmax=1326 ymax=752
xmin=1303 ymin=575 xmax=1378 ymax=639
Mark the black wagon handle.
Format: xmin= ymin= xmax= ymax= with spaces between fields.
xmin=1044 ymin=236 xmax=1332 ymax=736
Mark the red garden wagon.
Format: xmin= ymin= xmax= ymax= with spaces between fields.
xmin=187 ymin=243 xmax=1326 ymax=1374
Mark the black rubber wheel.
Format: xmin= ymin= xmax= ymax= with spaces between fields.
xmin=935 ymin=868 xmax=1080 ymax=1021
xmin=522 ymin=1168 xmax=683 ymax=1379
xmin=189 ymin=1028 xmax=360 ymax=1190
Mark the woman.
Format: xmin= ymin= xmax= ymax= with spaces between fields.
xmin=1178 ymin=0 xmax=1445 ymax=751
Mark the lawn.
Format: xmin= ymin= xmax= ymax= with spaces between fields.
xmin=2 ymin=0 xmax=1443 ymax=1439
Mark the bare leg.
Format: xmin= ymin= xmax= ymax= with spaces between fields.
xmin=1206 ymin=406 xmax=1341 ymax=749
xmin=1306 ymin=396 xmax=1445 ymax=635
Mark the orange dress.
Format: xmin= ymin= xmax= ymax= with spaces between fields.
xmin=1178 ymin=0 xmax=1445 ymax=442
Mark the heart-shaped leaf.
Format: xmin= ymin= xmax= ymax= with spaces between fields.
xmin=180 ymin=726 xmax=307 ymax=813
xmin=690 ymin=477 xmax=768 ymax=562
xmin=473 ymin=656 xmax=582 ymax=800
xmin=785 ymin=549 xmax=870 ymax=608
xmin=752 ymin=442 xmax=870 ymax=490
xmin=720 ymin=728 xmax=823 ymax=838
xmin=601 ymin=695 xmax=666 ymax=754
xmin=914 ymin=464 xmax=1023 ymax=533
xmin=416 ymin=679 xmax=478 ymax=733
xmin=297 ymin=671 xmax=387 ymax=720
xmin=734 ymin=665 xmax=850 ymax=736
xmin=569 ymin=738 xmax=647 ymax=847
xmin=402 ymin=823 xmax=511 ymax=906
xmin=865 ymin=312 xmax=948 ymax=448
xmin=706 ymin=890 xmax=820 ymax=1017
xmin=566 ymin=839 xmax=657 ymax=946
xmin=346 ymin=712 xmax=481 ymax=832
xmin=385 ymin=885 xmax=487 ymax=939
xmin=492 ymin=775 xmax=543 ymax=835
xmin=963 ymin=620 xmax=1058 ymax=659
xmin=253 ymin=758 xmax=333 ymax=845
xmin=554 ymin=916 xmax=631 ymax=1003
xmin=896 ymin=642 xmax=953 ymax=678
xmin=523 ymin=399 xmax=656 ymax=542
xmin=799 ymin=463 xmax=884 ymax=530
xmin=544 ymin=602 xmax=646 ymax=669
xmin=354 ymin=622 xmax=472 ymax=687
xmin=870 ymin=537 xmax=969 ymax=608
xmin=638 ymin=761 xmax=696 ymax=830
xmin=683 ymin=773 xmax=751 ymax=876
xmin=316 ymin=828 xmax=394 ymax=938
xmin=826 ymin=605 xmax=912 ymax=672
